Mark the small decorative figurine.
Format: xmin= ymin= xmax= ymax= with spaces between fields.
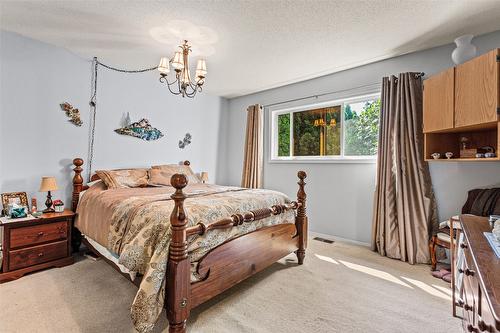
xmin=179 ymin=133 xmax=192 ymax=149
xmin=460 ymin=136 xmax=469 ymax=150
xmin=31 ymin=198 xmax=37 ymax=213
xmin=60 ymin=102 xmax=83 ymax=126
xmin=445 ymin=152 xmax=453 ymax=159
xmin=431 ymin=152 xmax=441 ymax=159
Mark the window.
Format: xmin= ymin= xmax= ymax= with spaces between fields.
xmin=271 ymin=94 xmax=380 ymax=161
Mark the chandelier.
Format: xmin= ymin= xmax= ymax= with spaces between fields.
xmin=157 ymin=40 xmax=207 ymax=98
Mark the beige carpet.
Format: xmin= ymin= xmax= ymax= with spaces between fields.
xmin=0 ymin=237 xmax=460 ymax=333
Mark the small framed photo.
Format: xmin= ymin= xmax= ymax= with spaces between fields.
xmin=1 ymin=192 xmax=29 ymax=216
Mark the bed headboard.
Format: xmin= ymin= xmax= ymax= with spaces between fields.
xmin=71 ymin=158 xmax=192 ymax=212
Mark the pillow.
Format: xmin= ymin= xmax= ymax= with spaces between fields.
xmin=150 ymin=164 xmax=200 ymax=186
xmin=95 ymin=169 xmax=149 ymax=189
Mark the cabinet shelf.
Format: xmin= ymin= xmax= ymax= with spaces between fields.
xmin=426 ymin=157 xmax=500 ymax=162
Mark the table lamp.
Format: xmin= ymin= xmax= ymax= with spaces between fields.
xmin=200 ymin=172 xmax=209 ymax=184
xmin=39 ymin=176 xmax=58 ymax=213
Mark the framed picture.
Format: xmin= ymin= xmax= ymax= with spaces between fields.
xmin=1 ymin=192 xmax=29 ymax=216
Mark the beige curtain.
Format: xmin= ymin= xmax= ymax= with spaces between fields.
xmin=371 ymin=73 xmax=438 ymax=264
xmin=241 ymin=104 xmax=263 ymax=188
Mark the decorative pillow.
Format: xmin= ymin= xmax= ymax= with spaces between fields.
xmin=150 ymin=164 xmax=200 ymax=186
xmin=95 ymin=169 xmax=149 ymax=189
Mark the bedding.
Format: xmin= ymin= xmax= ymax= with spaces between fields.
xmin=96 ymin=168 xmax=149 ymax=189
xmin=150 ymin=164 xmax=200 ymax=184
xmin=75 ymin=181 xmax=295 ymax=332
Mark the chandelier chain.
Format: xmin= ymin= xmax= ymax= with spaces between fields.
xmin=96 ymin=60 xmax=158 ymax=73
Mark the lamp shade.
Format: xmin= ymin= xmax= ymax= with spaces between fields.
xmin=158 ymin=57 xmax=170 ymax=74
xmin=171 ymin=51 xmax=184 ymax=70
xmin=196 ymin=59 xmax=207 ymax=77
xmin=39 ymin=177 xmax=58 ymax=192
xmin=200 ymin=172 xmax=209 ymax=182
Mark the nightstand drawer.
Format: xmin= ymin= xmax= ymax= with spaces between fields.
xmin=9 ymin=240 xmax=67 ymax=270
xmin=10 ymin=221 xmax=67 ymax=248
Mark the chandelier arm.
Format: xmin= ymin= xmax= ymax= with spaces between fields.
xmin=168 ymin=80 xmax=183 ymax=95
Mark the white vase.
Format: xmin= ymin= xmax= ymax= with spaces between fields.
xmin=452 ymin=34 xmax=477 ymax=65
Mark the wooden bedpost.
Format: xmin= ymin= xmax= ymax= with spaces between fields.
xmin=71 ymin=158 xmax=84 ymax=252
xmin=166 ymin=173 xmax=190 ymax=333
xmin=72 ymin=158 xmax=84 ymax=211
xmin=295 ymin=171 xmax=308 ymax=265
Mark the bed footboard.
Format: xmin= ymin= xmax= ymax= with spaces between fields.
xmin=166 ymin=171 xmax=308 ymax=333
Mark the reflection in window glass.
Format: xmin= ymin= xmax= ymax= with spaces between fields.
xmin=292 ymin=106 xmax=341 ymax=156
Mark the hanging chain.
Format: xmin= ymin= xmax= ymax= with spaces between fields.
xmin=88 ymin=57 xmax=98 ymax=180
xmin=97 ymin=61 xmax=157 ymax=73
xmin=86 ymin=58 xmax=158 ymax=180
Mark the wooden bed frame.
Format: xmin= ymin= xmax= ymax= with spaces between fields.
xmin=71 ymin=158 xmax=308 ymax=333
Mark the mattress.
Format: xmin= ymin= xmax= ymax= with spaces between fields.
xmin=85 ymin=235 xmax=136 ymax=280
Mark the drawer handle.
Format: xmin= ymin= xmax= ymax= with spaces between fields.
xmin=38 ymin=252 xmax=44 ymax=257
xmin=458 ymin=268 xmax=464 ymax=274
xmin=467 ymin=324 xmax=476 ymax=333
xmin=37 ymin=231 xmax=44 ymax=237
xmin=465 ymin=268 xmax=475 ymax=276
xmin=464 ymin=304 xmax=473 ymax=311
xmin=460 ymin=243 xmax=468 ymax=249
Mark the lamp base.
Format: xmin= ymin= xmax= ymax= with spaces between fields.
xmin=44 ymin=191 xmax=54 ymax=213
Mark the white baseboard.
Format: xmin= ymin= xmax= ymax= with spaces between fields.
xmin=310 ymin=231 xmax=371 ymax=247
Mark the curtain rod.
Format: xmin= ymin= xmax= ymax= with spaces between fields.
xmin=262 ymin=72 xmax=424 ymax=109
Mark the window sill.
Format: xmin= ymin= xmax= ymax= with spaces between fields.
xmin=268 ymin=157 xmax=377 ymax=164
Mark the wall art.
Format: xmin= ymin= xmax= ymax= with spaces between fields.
xmin=60 ymin=102 xmax=83 ymax=126
xmin=115 ymin=118 xmax=164 ymax=141
xmin=179 ymin=133 xmax=192 ymax=149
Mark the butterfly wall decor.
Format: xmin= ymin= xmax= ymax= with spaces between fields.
xmin=179 ymin=133 xmax=192 ymax=149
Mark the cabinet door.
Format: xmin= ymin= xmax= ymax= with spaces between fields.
xmin=423 ymin=68 xmax=455 ymax=132
xmin=455 ymin=49 xmax=499 ymax=128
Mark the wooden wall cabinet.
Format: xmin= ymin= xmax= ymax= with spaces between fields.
xmin=423 ymin=48 xmax=500 ymax=162
xmin=423 ymin=67 xmax=455 ymax=132
xmin=455 ymin=49 xmax=499 ymax=128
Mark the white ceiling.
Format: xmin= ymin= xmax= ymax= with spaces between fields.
xmin=2 ymin=1 xmax=500 ymax=98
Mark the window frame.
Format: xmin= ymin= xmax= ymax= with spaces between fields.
xmin=269 ymin=93 xmax=380 ymax=163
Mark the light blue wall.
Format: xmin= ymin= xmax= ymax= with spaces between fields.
xmin=0 ymin=31 xmax=225 ymax=208
xmin=221 ymin=31 xmax=500 ymax=243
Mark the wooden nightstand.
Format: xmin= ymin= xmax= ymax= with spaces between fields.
xmin=0 ymin=209 xmax=74 ymax=283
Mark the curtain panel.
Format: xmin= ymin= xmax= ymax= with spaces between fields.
xmin=371 ymin=73 xmax=438 ymax=264
xmin=241 ymin=104 xmax=263 ymax=188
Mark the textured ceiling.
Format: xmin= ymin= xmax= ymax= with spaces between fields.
xmin=2 ymin=1 xmax=500 ymax=98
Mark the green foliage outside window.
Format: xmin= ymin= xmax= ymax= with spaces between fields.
xmin=344 ymin=100 xmax=380 ymax=156
xmin=277 ymin=113 xmax=290 ymax=156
